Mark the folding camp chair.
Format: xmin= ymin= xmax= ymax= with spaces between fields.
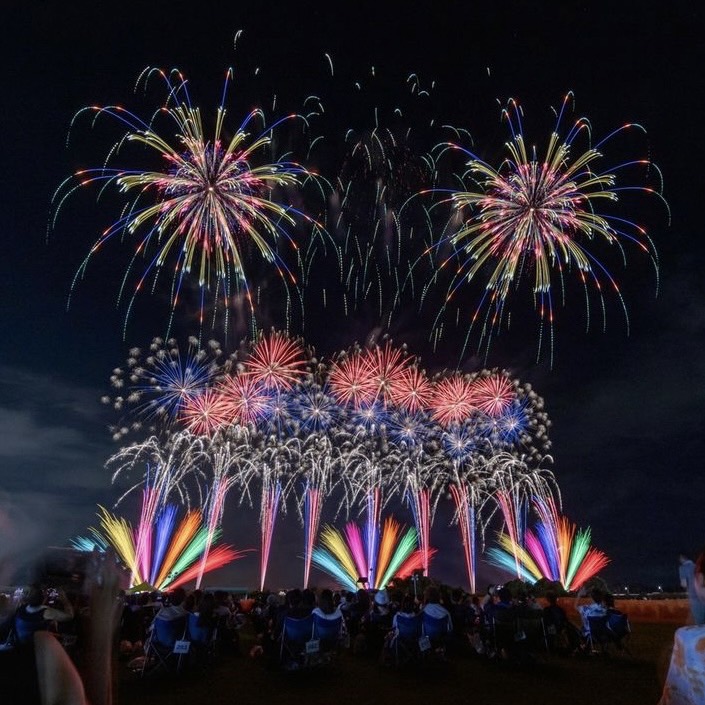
xmin=389 ymin=613 xmax=422 ymax=667
xmin=311 ymin=614 xmax=344 ymax=666
xmin=420 ymin=612 xmax=451 ymax=661
xmin=187 ymin=612 xmax=218 ymax=669
xmin=586 ymin=615 xmax=612 ymax=654
xmin=278 ymin=614 xmax=315 ymax=671
xmin=606 ymin=611 xmax=632 ymax=654
xmin=141 ymin=615 xmax=190 ymax=676
xmin=515 ymin=611 xmax=549 ymax=656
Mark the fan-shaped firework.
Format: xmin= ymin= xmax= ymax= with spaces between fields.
xmin=72 ymin=499 xmax=248 ymax=591
xmin=485 ymin=495 xmax=610 ymax=591
xmin=311 ymin=516 xmax=433 ymax=591
xmin=53 ymin=68 xmax=324 ymax=333
xmin=432 ymin=93 xmax=665 ymax=364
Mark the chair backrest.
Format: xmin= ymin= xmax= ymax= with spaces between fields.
xmin=587 ymin=615 xmax=609 ymax=641
xmin=152 ymin=615 xmax=188 ymax=648
xmin=187 ymin=612 xmax=215 ymax=646
xmin=606 ymin=612 xmax=630 ymax=639
xmin=312 ymin=614 xmax=342 ymax=643
xmin=282 ymin=614 xmax=315 ymax=643
xmin=421 ymin=612 xmax=450 ymax=639
xmin=395 ymin=613 xmax=422 ymax=640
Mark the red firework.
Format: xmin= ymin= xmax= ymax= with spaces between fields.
xmin=388 ymin=365 xmax=433 ymax=413
xmin=470 ymin=373 xmax=516 ymax=417
xmin=217 ymin=374 xmax=272 ymax=426
xmin=361 ymin=342 xmax=410 ymax=406
xmin=328 ymin=352 xmax=378 ymax=409
xmin=180 ymin=388 xmax=231 ymax=436
xmin=429 ymin=375 xmax=477 ymax=427
xmin=244 ymin=331 xmax=308 ymax=391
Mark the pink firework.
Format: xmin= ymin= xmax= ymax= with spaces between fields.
xmin=470 ymin=373 xmax=516 ymax=418
xmin=244 ymin=331 xmax=308 ymax=391
xmin=328 ymin=352 xmax=378 ymax=409
xmin=217 ymin=374 xmax=272 ymax=426
xmin=361 ymin=342 xmax=410 ymax=406
xmin=429 ymin=375 xmax=477 ymax=427
xmin=180 ymin=388 xmax=231 ymax=436
xmin=388 ymin=365 xmax=433 ymax=413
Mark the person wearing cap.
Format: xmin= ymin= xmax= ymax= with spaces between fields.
xmin=361 ymin=589 xmax=394 ymax=659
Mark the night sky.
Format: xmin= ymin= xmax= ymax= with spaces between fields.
xmin=2 ymin=1 xmax=704 ymax=592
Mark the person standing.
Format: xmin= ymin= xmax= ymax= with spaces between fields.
xmin=678 ymin=552 xmax=705 ymax=625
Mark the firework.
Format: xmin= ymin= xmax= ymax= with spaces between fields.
xmin=54 ymin=68 xmax=321 ymax=332
xmin=103 ymin=336 xmax=225 ymax=441
xmin=486 ymin=495 xmax=610 ymax=590
xmin=74 ymin=501 xmax=247 ymax=591
xmin=311 ymin=516 xmax=432 ymax=591
xmin=180 ymin=388 xmax=231 ymax=436
xmin=470 ymin=371 xmax=516 ymax=418
xmin=429 ymin=373 xmax=477 ymax=427
xmin=217 ymin=373 xmax=273 ymax=427
xmin=106 ymin=431 xmax=209 ymax=509
xmin=243 ymin=329 xmax=310 ymax=391
xmin=387 ymin=365 xmax=433 ymax=413
xmin=488 ymin=452 xmax=558 ymax=578
xmin=432 ymin=93 xmax=664 ymax=363
xmin=328 ymin=349 xmax=378 ymax=409
xmin=447 ymin=455 xmax=494 ymax=593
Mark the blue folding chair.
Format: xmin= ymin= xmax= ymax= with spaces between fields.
xmin=421 ymin=612 xmax=451 ymax=660
xmin=279 ymin=614 xmax=315 ymax=670
xmin=141 ymin=615 xmax=189 ymax=676
xmin=187 ymin=612 xmax=217 ymax=668
xmin=390 ymin=613 xmax=422 ymax=667
xmin=311 ymin=614 xmax=344 ymax=665
xmin=14 ymin=613 xmax=52 ymax=645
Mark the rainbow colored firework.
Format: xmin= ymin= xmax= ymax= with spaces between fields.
xmin=72 ymin=492 xmax=249 ymax=591
xmin=53 ymin=68 xmax=325 ymax=335
xmin=431 ymin=92 xmax=666 ymax=364
xmin=311 ymin=516 xmax=433 ymax=591
xmin=106 ymin=331 xmax=557 ymax=591
xmin=485 ymin=495 xmax=610 ymax=591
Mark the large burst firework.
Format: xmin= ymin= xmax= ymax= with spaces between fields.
xmin=103 ymin=336 xmax=227 ymax=441
xmin=431 ymin=93 xmax=665 ymax=364
xmin=53 ymin=68 xmax=324 ymax=333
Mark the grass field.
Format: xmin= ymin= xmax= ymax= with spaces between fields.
xmin=116 ymin=618 xmax=679 ymax=705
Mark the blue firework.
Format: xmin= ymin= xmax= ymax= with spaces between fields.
xmin=289 ymin=382 xmax=342 ymax=433
xmin=441 ymin=418 xmax=484 ymax=463
xmin=387 ymin=409 xmax=434 ymax=448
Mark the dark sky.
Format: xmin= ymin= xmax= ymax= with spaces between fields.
xmin=1 ymin=1 xmax=703 ymax=592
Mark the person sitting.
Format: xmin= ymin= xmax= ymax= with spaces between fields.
xmin=420 ymin=586 xmax=452 ymax=657
xmin=311 ymin=589 xmax=345 ymax=654
xmin=363 ymin=589 xmax=394 ymax=658
xmin=346 ymin=589 xmax=372 ymax=655
xmin=574 ymin=586 xmax=607 ymax=651
xmin=151 ymin=587 xmax=189 ymax=623
xmin=542 ymin=590 xmax=580 ymax=653
xmin=603 ymin=593 xmax=630 ymax=649
xmin=312 ymin=589 xmax=343 ymax=622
